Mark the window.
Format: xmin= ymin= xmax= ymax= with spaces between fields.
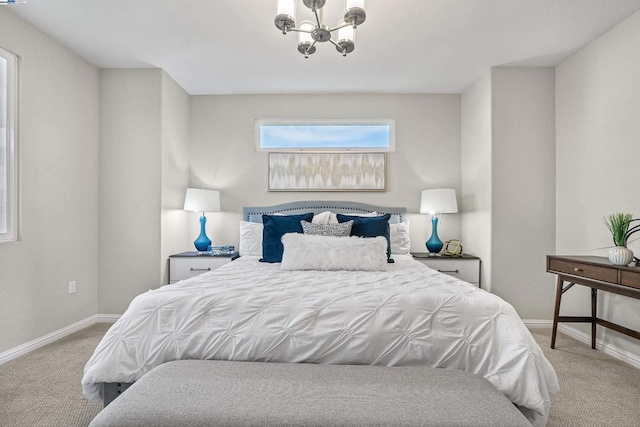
xmin=0 ymin=46 xmax=17 ymax=242
xmin=255 ymin=119 xmax=395 ymax=152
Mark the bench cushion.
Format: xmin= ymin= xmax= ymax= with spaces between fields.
xmin=89 ymin=360 xmax=530 ymax=427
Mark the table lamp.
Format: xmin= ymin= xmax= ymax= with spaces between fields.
xmin=420 ymin=188 xmax=458 ymax=254
xmin=183 ymin=188 xmax=221 ymax=252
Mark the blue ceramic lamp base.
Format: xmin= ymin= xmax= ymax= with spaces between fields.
xmin=425 ymin=216 xmax=443 ymax=254
xmin=194 ymin=214 xmax=211 ymax=252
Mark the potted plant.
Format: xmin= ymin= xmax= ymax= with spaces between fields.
xmin=604 ymin=213 xmax=640 ymax=265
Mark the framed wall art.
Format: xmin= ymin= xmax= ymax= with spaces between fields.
xmin=268 ymin=152 xmax=386 ymax=192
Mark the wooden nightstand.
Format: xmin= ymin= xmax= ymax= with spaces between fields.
xmin=169 ymin=252 xmax=237 ymax=284
xmin=411 ymin=253 xmax=481 ymax=287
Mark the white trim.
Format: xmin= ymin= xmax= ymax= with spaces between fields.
xmin=96 ymin=313 xmax=121 ymax=323
xmin=0 ymin=313 xmax=122 ymax=366
xmin=522 ymin=319 xmax=640 ymax=369
xmin=0 ymin=315 xmax=97 ymax=365
xmin=0 ymin=46 xmax=18 ymax=242
xmin=522 ymin=319 xmax=553 ymax=328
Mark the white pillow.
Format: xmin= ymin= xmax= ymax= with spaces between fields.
xmin=312 ymin=211 xmax=378 ymax=224
xmin=281 ymin=234 xmax=388 ymax=271
xmin=390 ymin=222 xmax=410 ymax=255
xmin=312 ymin=211 xmax=338 ymax=224
xmin=354 ymin=211 xmax=378 ymax=217
xmin=239 ymin=221 xmax=263 ymax=257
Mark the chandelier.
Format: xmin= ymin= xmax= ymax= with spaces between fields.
xmin=275 ymin=0 xmax=367 ymax=58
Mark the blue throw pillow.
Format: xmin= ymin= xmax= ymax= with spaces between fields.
xmin=336 ymin=213 xmax=393 ymax=263
xmin=260 ymin=213 xmax=314 ymax=263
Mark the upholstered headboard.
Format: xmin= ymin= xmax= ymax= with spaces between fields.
xmin=242 ymin=201 xmax=407 ymax=224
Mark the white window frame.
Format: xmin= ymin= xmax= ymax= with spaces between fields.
xmin=0 ymin=46 xmax=17 ymax=242
xmin=255 ymin=118 xmax=395 ymax=152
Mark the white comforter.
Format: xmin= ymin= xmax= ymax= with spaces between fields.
xmin=82 ymin=255 xmax=558 ymax=426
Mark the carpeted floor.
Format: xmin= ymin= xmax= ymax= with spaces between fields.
xmin=0 ymin=324 xmax=638 ymax=426
xmin=0 ymin=324 xmax=108 ymax=427
xmin=534 ymin=328 xmax=640 ymax=427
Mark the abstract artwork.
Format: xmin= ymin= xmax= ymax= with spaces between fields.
xmin=268 ymin=153 xmax=386 ymax=192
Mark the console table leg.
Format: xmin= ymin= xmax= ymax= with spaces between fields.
xmin=551 ymin=276 xmax=563 ymax=349
xmin=591 ymin=288 xmax=597 ymax=349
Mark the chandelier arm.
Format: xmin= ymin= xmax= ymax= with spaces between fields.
xmin=329 ymin=39 xmax=348 ymax=56
xmin=329 ymin=22 xmax=352 ymax=33
xmin=304 ymin=40 xmax=318 ymax=58
xmin=313 ymin=8 xmax=322 ymax=27
xmin=288 ymin=28 xmax=312 ymax=34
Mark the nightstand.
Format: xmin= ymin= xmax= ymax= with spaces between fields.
xmin=411 ymin=253 xmax=481 ymax=287
xmin=169 ymin=252 xmax=237 ymax=284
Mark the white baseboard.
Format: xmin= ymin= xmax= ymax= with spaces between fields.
xmin=522 ymin=319 xmax=640 ymax=369
xmin=0 ymin=315 xmax=97 ymax=365
xmin=522 ymin=319 xmax=553 ymax=328
xmin=557 ymin=324 xmax=640 ymax=369
xmin=0 ymin=313 xmax=122 ymax=366
xmin=96 ymin=314 xmax=121 ymax=323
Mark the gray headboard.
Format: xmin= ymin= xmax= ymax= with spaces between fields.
xmin=242 ymin=201 xmax=407 ymax=224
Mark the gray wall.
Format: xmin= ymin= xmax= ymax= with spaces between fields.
xmin=98 ymin=69 xmax=163 ymax=314
xmin=189 ymin=94 xmax=462 ymax=253
xmin=160 ymin=73 xmax=191 ymax=284
xmin=461 ymin=72 xmax=492 ymax=290
xmin=556 ymin=11 xmax=640 ymax=356
xmin=99 ymin=69 xmax=190 ymax=314
xmin=0 ymin=9 xmax=99 ymax=353
xmin=491 ymin=67 xmax=556 ymax=319
xmin=461 ymin=68 xmax=557 ymax=319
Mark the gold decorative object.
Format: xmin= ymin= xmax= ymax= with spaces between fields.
xmin=443 ymin=239 xmax=463 ymax=256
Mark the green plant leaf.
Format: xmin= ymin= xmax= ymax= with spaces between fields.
xmin=604 ymin=213 xmax=632 ymax=247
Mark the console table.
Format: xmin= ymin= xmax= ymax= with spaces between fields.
xmin=546 ymin=255 xmax=640 ymax=349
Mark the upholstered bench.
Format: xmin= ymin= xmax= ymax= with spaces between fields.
xmin=89 ymin=360 xmax=531 ymax=427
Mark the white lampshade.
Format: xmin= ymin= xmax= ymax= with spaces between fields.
xmin=277 ymin=0 xmax=296 ymax=18
xmin=420 ymin=189 xmax=458 ymax=214
xmin=298 ymin=21 xmax=315 ymax=44
xmin=183 ymin=188 xmax=221 ymax=213
xmin=344 ymin=0 xmax=366 ymax=26
xmin=346 ymin=0 xmax=365 ymax=10
xmin=337 ymin=20 xmax=355 ymax=43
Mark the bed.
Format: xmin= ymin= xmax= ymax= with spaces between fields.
xmin=82 ymin=201 xmax=558 ymax=427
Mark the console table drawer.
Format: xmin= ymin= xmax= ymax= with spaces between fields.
xmin=548 ymin=258 xmax=618 ymax=283
xmin=621 ymin=270 xmax=640 ymax=289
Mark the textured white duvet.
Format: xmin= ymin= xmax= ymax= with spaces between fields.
xmin=82 ymin=255 xmax=558 ymax=426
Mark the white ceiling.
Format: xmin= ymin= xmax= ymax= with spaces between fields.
xmin=7 ymin=0 xmax=640 ymax=95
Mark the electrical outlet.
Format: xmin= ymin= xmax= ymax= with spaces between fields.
xmin=68 ymin=281 xmax=77 ymax=294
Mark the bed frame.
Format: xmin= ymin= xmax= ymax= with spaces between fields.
xmin=243 ymin=200 xmax=407 ymax=224
xmin=101 ymin=200 xmax=407 ymax=406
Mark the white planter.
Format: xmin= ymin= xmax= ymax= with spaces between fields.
xmin=608 ymin=246 xmax=634 ymax=266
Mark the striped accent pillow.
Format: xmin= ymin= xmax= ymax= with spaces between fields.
xmin=300 ymin=220 xmax=353 ymax=237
